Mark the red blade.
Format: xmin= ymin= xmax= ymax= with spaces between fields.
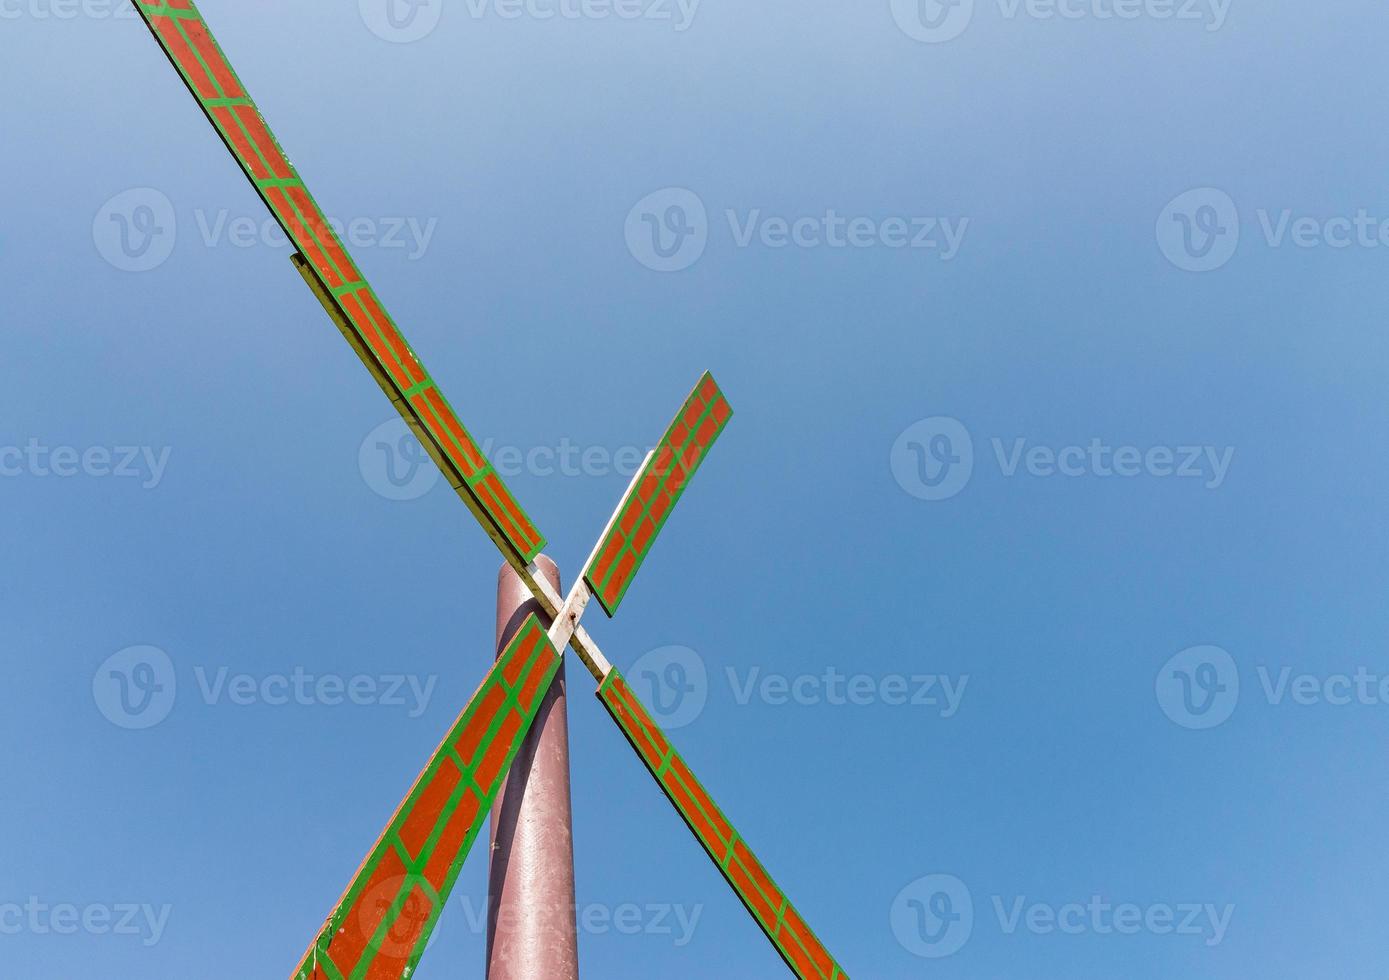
xmin=598 ymin=668 xmax=849 ymax=979
xmin=129 ymin=0 xmax=545 ymax=566
xmin=293 ymin=615 xmax=562 ymax=979
xmin=583 ymin=373 xmax=732 ymax=616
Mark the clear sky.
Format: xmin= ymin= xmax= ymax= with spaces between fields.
xmin=3 ymin=1 xmax=1389 ymax=977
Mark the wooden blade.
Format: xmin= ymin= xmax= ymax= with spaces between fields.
xmin=583 ymin=373 xmax=732 ymax=616
xmin=129 ymin=0 xmax=545 ymax=566
xmin=598 ymin=668 xmax=849 ymax=980
xmin=293 ymin=615 xmax=562 ymax=980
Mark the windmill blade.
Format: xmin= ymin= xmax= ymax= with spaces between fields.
xmin=598 ymin=669 xmax=849 ymax=980
xmin=583 ymin=373 xmax=732 ymax=616
xmin=129 ymin=0 xmax=545 ymax=567
xmin=292 ymin=615 xmax=562 ymax=980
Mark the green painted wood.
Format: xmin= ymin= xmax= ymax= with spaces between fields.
xmin=130 ymin=0 xmax=546 ymax=564
xmin=292 ymin=617 xmax=561 ymax=979
xmin=599 ymin=670 xmax=847 ymax=980
xmin=584 ymin=373 xmax=732 ymax=615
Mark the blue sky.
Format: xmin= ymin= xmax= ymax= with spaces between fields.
xmin=4 ymin=0 xmax=1389 ymax=977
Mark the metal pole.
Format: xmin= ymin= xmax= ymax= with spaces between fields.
xmin=488 ymin=557 xmax=580 ymax=979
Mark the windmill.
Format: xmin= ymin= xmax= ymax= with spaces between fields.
xmin=122 ymin=3 xmax=848 ymax=977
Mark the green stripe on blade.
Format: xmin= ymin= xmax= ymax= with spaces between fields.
xmin=583 ymin=373 xmax=732 ymax=616
xmin=598 ymin=669 xmax=848 ymax=980
xmin=130 ymin=0 xmax=546 ymax=564
xmin=292 ymin=616 xmax=561 ymax=980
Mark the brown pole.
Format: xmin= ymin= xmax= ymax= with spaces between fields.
xmin=488 ymin=557 xmax=580 ymax=979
